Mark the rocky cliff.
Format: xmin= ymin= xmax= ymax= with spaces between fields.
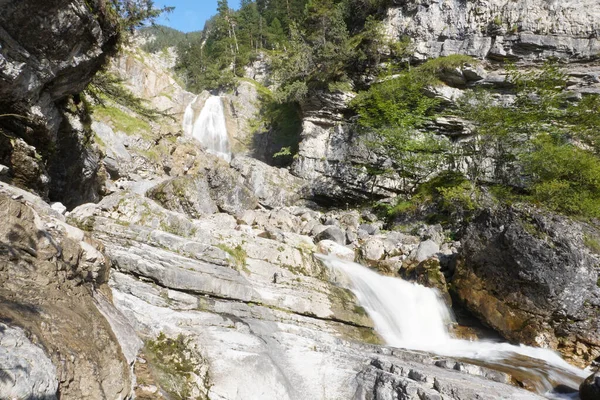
xmin=0 ymin=0 xmax=120 ymax=207
xmin=290 ymin=0 xmax=600 ymax=206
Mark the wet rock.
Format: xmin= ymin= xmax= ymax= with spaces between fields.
xmin=580 ymin=371 xmax=600 ymax=400
xmin=454 ymin=206 xmax=600 ymax=366
xmin=317 ymin=240 xmax=355 ymax=262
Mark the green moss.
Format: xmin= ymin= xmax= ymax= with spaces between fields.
xmin=145 ymin=333 xmax=210 ymax=400
xmin=92 ymin=104 xmax=152 ymax=136
xmin=216 ymin=243 xmax=249 ymax=273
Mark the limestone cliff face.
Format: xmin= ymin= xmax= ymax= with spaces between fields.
xmin=291 ymin=0 xmax=600 ymax=205
xmin=0 ymin=0 xmax=120 ymax=206
xmin=384 ymin=0 xmax=600 ymax=61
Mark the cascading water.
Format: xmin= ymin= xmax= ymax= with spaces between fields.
xmin=182 ymin=95 xmax=231 ymax=162
xmin=317 ymin=254 xmax=587 ymax=399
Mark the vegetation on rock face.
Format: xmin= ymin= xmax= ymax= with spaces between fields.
xmin=364 ymin=59 xmax=600 ymax=222
xmin=144 ymin=333 xmax=210 ymax=400
xmin=142 ymin=1 xmax=600 ymax=221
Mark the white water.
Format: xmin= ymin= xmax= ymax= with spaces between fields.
xmin=182 ymin=95 xmax=231 ymax=162
xmin=317 ymin=255 xmax=587 ymax=398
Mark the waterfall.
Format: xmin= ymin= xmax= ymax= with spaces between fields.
xmin=317 ymin=255 xmax=587 ymax=398
xmin=182 ymin=95 xmax=231 ymax=162
xmin=182 ymin=95 xmax=196 ymax=137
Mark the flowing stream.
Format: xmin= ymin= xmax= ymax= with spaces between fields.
xmin=182 ymin=95 xmax=231 ymax=162
xmin=317 ymin=254 xmax=587 ymax=399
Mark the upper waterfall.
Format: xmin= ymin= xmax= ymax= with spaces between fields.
xmin=183 ymin=95 xmax=231 ymax=163
xmin=317 ymin=255 xmax=587 ymax=398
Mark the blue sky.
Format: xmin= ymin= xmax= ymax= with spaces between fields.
xmin=154 ymin=0 xmax=242 ymax=33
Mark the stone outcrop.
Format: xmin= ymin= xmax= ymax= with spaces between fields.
xmin=0 ymin=322 xmax=58 ymax=399
xmin=0 ymin=0 xmax=119 ymax=206
xmin=65 ymin=182 xmax=547 ymax=399
xmin=453 ymin=206 xmax=600 ymax=367
xmin=384 ymin=0 xmax=600 ymax=62
xmin=0 ymin=182 xmax=132 ymax=399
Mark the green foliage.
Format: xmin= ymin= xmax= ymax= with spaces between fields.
xmin=85 ymin=71 xmax=172 ymax=121
xmin=383 ymin=171 xmax=480 ymax=223
xmin=139 ymin=25 xmax=190 ymax=53
xmin=415 ymin=54 xmax=478 ymax=85
xmin=109 ymin=0 xmax=173 ymax=36
xmin=459 ymin=61 xmax=600 ymax=218
xmin=525 ymin=134 xmax=600 ymax=217
xmin=351 ymin=70 xmax=447 ymax=186
xmin=584 ymin=234 xmax=600 ymax=254
xmin=175 ymin=0 xmax=400 ymax=94
xmin=91 ymin=103 xmax=151 ymax=135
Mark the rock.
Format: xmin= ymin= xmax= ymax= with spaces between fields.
xmin=147 ymin=175 xmax=219 ymax=218
xmin=580 ymin=371 xmax=600 ymax=400
xmin=317 ymin=240 xmax=355 ymax=262
xmin=0 ymin=185 xmax=132 ymax=399
xmin=415 ymin=240 xmax=440 ymax=262
xmin=315 ymin=226 xmax=347 ymax=245
xmin=207 ymin=163 xmax=259 ymax=214
xmin=0 ymin=164 xmax=9 ymax=176
xmin=383 ymin=0 xmax=600 ymax=61
xmin=148 ymin=165 xmax=259 ymax=218
xmin=50 ymin=202 xmax=67 ymax=215
xmin=416 ymin=224 xmax=445 ymax=245
xmin=231 ymin=155 xmax=310 ymax=208
xmin=414 ymin=259 xmax=452 ymax=306
xmin=346 ymin=230 xmax=358 ymax=244
xmin=359 ymin=223 xmax=379 ymax=236
xmin=453 ymin=206 xmax=600 ymax=366
xmin=338 ymin=211 xmax=361 ymax=229
xmin=0 ymin=322 xmax=58 ymax=399
xmin=361 ymin=238 xmax=386 ymax=262
xmin=0 ymin=0 xmax=119 ymax=202
xmin=291 ymin=119 xmax=403 ymax=206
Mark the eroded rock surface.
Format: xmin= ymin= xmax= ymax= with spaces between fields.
xmin=0 ymin=0 xmax=119 ymax=205
xmin=0 ymin=183 xmax=132 ymax=399
xmin=454 ymin=206 xmax=600 ymax=367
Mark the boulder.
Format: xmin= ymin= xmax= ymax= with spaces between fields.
xmin=453 ymin=206 xmax=600 ymax=366
xmin=231 ymin=155 xmax=309 ymax=208
xmin=317 ymin=240 xmax=355 ymax=262
xmin=315 ymin=226 xmax=347 ymax=245
xmin=415 ymin=240 xmax=440 ymax=263
xmin=148 ymin=166 xmax=258 ymax=218
xmin=361 ymin=238 xmax=386 ymax=262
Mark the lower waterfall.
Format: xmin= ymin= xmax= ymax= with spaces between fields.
xmin=317 ymin=254 xmax=587 ymax=399
xmin=182 ymin=95 xmax=231 ymax=162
